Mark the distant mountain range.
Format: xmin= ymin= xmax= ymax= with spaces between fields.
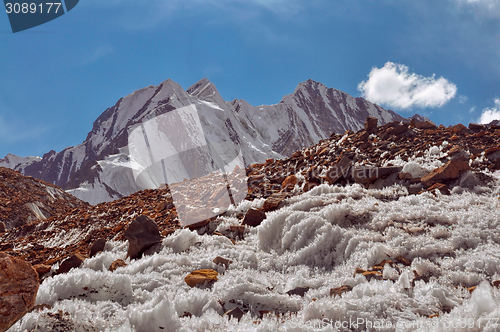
xmin=0 ymin=78 xmax=423 ymax=204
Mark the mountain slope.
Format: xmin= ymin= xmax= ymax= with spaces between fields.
xmin=1 ymin=78 xmax=406 ymax=204
xmin=0 ymin=167 xmax=87 ymax=230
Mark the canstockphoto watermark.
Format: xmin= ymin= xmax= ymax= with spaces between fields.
xmin=127 ymin=104 xmax=248 ymax=227
xmin=288 ymin=318 xmax=395 ymax=330
xmin=288 ymin=317 xmax=495 ymax=330
xmin=3 ymin=0 xmax=79 ymax=33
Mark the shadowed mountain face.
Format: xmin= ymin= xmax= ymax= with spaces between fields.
xmin=1 ymin=78 xmax=406 ymax=204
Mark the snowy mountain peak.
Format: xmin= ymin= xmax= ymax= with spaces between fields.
xmin=5 ymin=78 xmax=409 ymax=204
xmin=186 ymin=78 xmax=224 ymax=104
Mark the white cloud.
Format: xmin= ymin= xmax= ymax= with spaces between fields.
xmin=454 ymin=0 xmax=500 ymax=17
xmin=478 ymin=99 xmax=500 ymax=124
xmin=358 ymin=62 xmax=457 ymax=110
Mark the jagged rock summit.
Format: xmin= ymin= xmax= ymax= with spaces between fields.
xmin=1 ymin=78 xmax=410 ymax=204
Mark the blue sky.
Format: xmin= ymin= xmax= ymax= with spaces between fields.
xmin=1 ymin=0 xmax=499 ymax=158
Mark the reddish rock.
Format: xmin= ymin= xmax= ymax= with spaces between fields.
xmin=213 ymin=256 xmax=232 ymax=268
xmin=229 ymin=225 xmax=246 ymax=234
xmin=415 ymin=120 xmax=437 ymax=130
xmin=421 ymin=157 xmax=470 ymax=187
xmin=395 ymin=256 xmax=412 ymax=266
xmin=185 ymin=218 xmax=211 ymax=231
xmin=0 ymin=252 xmax=39 ymax=332
xmin=185 ymin=269 xmax=218 ymax=287
xmin=0 ymin=243 xmax=14 ymax=252
xmin=89 ymin=238 xmax=106 ymax=258
xmin=325 ymin=155 xmax=352 ymax=184
xmin=398 ymin=172 xmax=413 ymax=180
xmin=425 ymin=183 xmax=451 ymax=195
xmin=109 ymin=259 xmax=127 ymax=272
xmin=0 ymin=222 xmax=5 ymax=233
xmin=468 ymin=123 xmax=485 ymax=133
xmin=33 ymin=264 xmax=51 ymax=277
xmin=56 ymin=253 xmax=85 ymax=274
xmin=242 ymin=209 xmax=266 ymax=227
xmin=124 ymin=215 xmax=162 ymax=260
xmin=452 ymin=123 xmax=467 ymax=134
xmin=155 ymin=201 xmax=172 ymax=212
xmin=352 ymin=166 xmax=402 ymax=186
xmin=387 ymin=123 xmax=409 ymax=135
xmin=281 ymin=175 xmax=298 ymax=190
xmin=485 ymin=147 xmax=500 ymax=156
xmin=303 ymin=181 xmax=318 ymax=192
xmin=262 ymin=193 xmax=290 ymax=212
xmin=362 ymin=271 xmax=383 ymax=281
xmin=330 ymin=285 xmax=353 ymax=297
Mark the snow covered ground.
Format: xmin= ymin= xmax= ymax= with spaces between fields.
xmin=9 ymin=168 xmax=500 ymax=332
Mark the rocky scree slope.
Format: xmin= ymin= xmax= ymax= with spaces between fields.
xmin=1 ymin=79 xmax=407 ymax=204
xmin=1 ymin=118 xmax=499 ymax=276
xmin=2 ymin=120 xmax=500 ymax=332
xmin=0 ymin=167 xmax=87 ymax=230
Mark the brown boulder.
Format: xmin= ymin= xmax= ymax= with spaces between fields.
xmin=415 ymin=120 xmax=437 ymax=130
xmin=468 ymin=123 xmax=485 ymax=133
xmin=362 ymin=271 xmax=383 ymax=281
xmin=242 ymin=209 xmax=266 ymax=227
xmin=89 ymin=238 xmax=106 ymax=258
xmin=421 ymin=157 xmax=470 ymax=187
xmin=155 ymin=201 xmax=173 ymax=212
xmin=364 ymin=117 xmax=378 ymax=134
xmin=262 ymin=193 xmax=290 ymax=212
xmin=185 ymin=269 xmax=218 ymax=287
xmin=425 ymin=183 xmax=451 ymax=195
xmin=124 ymin=215 xmax=162 ymax=260
xmin=109 ymin=259 xmax=128 ymax=272
xmin=352 ymin=166 xmax=402 ymax=186
xmin=0 ymin=222 xmax=5 ymax=233
xmin=325 ymin=155 xmax=352 ymax=184
xmin=452 ymin=123 xmax=467 ymax=134
xmin=281 ymin=175 xmax=298 ymax=190
xmin=56 ymin=253 xmax=85 ymax=274
xmin=0 ymin=252 xmax=39 ymax=332
xmin=33 ymin=264 xmax=51 ymax=277
xmin=387 ymin=123 xmax=409 ymax=135
xmin=330 ymin=285 xmax=353 ymax=297
xmin=213 ymin=256 xmax=232 ymax=268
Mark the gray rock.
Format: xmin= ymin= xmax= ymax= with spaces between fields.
xmin=124 ymin=215 xmax=162 ymax=260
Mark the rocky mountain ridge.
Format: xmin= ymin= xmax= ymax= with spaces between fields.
xmin=1 ymin=78 xmax=409 ymax=204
